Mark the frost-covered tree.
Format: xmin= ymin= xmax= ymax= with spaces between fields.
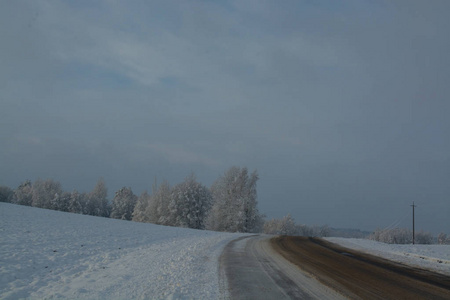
xmin=415 ymin=231 xmax=434 ymax=244
xmin=438 ymin=233 xmax=450 ymax=245
xmin=13 ymin=180 xmax=33 ymax=206
xmin=132 ymin=181 xmax=172 ymax=224
xmin=31 ymin=178 xmax=63 ymax=209
xmin=86 ymin=178 xmax=110 ymax=217
xmin=68 ymin=189 xmax=86 ymax=214
xmin=280 ymin=214 xmax=296 ymax=235
xmin=132 ymin=190 xmax=151 ymax=223
xmin=206 ymin=167 xmax=262 ymax=233
xmin=51 ymin=191 xmax=71 ymax=212
xmin=370 ymin=228 xmax=435 ymax=244
xmin=263 ymin=214 xmax=297 ymax=235
xmin=146 ymin=180 xmax=172 ymax=225
xmin=0 ymin=186 xmax=14 ymax=203
xmin=318 ymin=225 xmax=330 ymax=237
xmin=296 ymin=224 xmax=312 ymax=237
xmin=110 ymin=187 xmax=137 ymax=220
xmin=167 ymin=174 xmax=212 ymax=229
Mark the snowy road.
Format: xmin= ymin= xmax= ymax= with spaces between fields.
xmin=221 ymin=235 xmax=450 ymax=299
xmin=219 ymin=235 xmax=345 ymax=299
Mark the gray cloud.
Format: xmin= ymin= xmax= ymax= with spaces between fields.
xmin=1 ymin=0 xmax=449 ymax=233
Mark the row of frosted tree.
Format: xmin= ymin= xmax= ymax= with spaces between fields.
xmin=0 ymin=166 xmax=263 ymax=233
xmin=0 ymin=178 xmax=110 ymax=217
xmin=3 ymin=169 xmax=443 ymax=242
xmin=132 ymin=167 xmax=262 ymax=232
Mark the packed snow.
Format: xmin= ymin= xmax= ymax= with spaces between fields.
xmin=0 ymin=203 xmax=246 ymax=299
xmin=326 ymin=237 xmax=450 ymax=276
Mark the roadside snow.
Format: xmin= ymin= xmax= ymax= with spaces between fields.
xmin=326 ymin=237 xmax=450 ymax=276
xmin=0 ymin=203 xmax=246 ymax=299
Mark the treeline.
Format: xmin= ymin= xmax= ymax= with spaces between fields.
xmin=369 ymin=228 xmax=442 ymax=245
xmin=0 ymin=166 xmax=263 ymax=233
xmin=3 ymin=173 xmax=445 ymax=242
xmin=262 ymin=214 xmax=448 ymax=244
xmin=132 ymin=167 xmax=262 ymax=232
xmin=0 ymin=178 xmax=109 ymax=217
xmin=262 ymin=214 xmax=331 ymax=237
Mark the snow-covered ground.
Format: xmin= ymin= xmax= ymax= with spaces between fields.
xmin=326 ymin=237 xmax=450 ymax=276
xmin=2 ymin=203 xmax=449 ymax=299
xmin=0 ymin=203 xmax=246 ymax=299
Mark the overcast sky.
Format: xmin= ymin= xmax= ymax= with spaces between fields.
xmin=1 ymin=0 xmax=449 ymax=234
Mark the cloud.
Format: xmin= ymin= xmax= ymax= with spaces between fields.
xmin=143 ymin=142 xmax=221 ymax=168
xmin=1 ymin=0 xmax=449 ymax=233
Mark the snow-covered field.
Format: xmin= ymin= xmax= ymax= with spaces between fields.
xmin=326 ymin=237 xmax=450 ymax=276
xmin=0 ymin=203 xmax=246 ymax=299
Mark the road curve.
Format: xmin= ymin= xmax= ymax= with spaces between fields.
xmin=220 ymin=235 xmax=450 ymax=300
xmin=271 ymin=236 xmax=450 ymax=300
xmin=219 ymin=235 xmax=346 ymax=299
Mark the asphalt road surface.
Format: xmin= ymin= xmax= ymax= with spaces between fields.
xmin=220 ymin=235 xmax=450 ymax=299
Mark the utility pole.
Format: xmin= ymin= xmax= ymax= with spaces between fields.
xmin=411 ymin=202 xmax=417 ymax=245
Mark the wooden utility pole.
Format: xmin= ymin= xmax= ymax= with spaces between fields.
xmin=411 ymin=202 xmax=417 ymax=245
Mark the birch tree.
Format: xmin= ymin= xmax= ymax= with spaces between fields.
xmin=147 ymin=180 xmax=172 ymax=225
xmin=206 ymin=167 xmax=262 ymax=233
xmin=31 ymin=179 xmax=62 ymax=209
xmin=132 ymin=190 xmax=151 ymax=223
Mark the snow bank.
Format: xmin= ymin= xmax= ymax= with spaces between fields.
xmin=326 ymin=237 xmax=450 ymax=276
xmin=0 ymin=203 xmax=246 ymax=299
